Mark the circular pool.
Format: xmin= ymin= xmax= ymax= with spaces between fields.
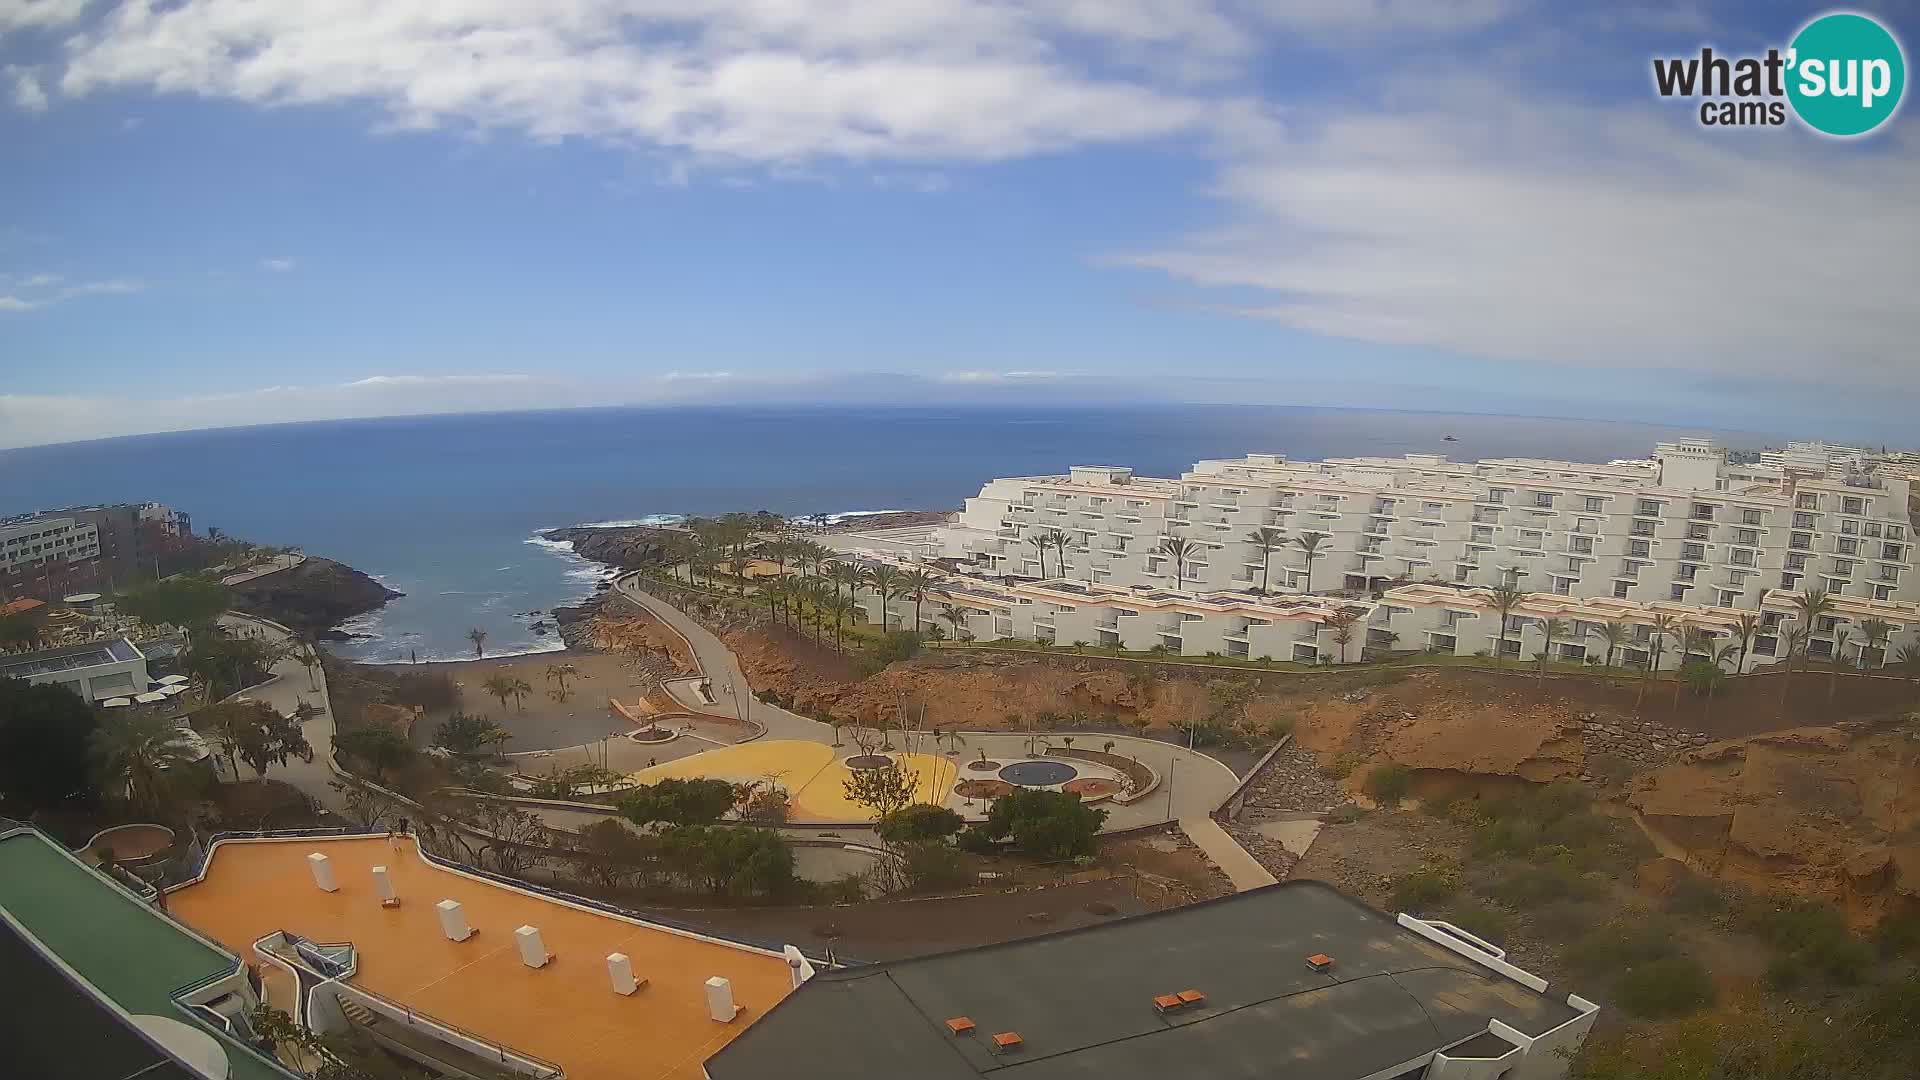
xmin=998 ymin=760 xmax=1079 ymax=787
xmin=844 ymin=754 xmax=894 ymax=771
xmin=85 ymin=824 xmax=175 ymax=863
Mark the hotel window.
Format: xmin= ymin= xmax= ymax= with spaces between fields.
xmin=1571 ymin=536 xmax=1593 ymax=554
xmin=1585 ymin=496 xmax=1605 ymax=512
xmin=1844 ymin=497 xmax=1866 ymax=514
xmin=1794 ymin=512 xmax=1816 ymax=529
xmin=1677 ymin=564 xmax=1698 ymax=581
xmin=1789 ymin=532 xmax=1812 ymax=550
xmin=1553 ymin=577 xmax=1573 ymax=595
xmin=1632 ymin=520 xmax=1656 ymax=537
xmin=1798 ymin=493 xmax=1819 ymax=509
xmin=1573 ymin=516 xmax=1597 ymax=534
xmin=1691 ymin=503 xmax=1715 ymax=520
xmin=1486 ymin=488 xmax=1508 ymax=504
xmin=1741 ymin=508 xmax=1764 ymax=525
xmin=1681 ymin=542 xmax=1705 ymax=560
xmin=1891 ymin=525 xmax=1906 ymax=541
xmin=1629 ymin=539 xmax=1652 ymax=558
xmin=1879 ymin=565 xmax=1900 ymax=582
xmin=1842 ymin=519 xmax=1859 ymax=535
xmin=1730 ymin=550 xmax=1755 ymax=567
xmin=1877 ymin=585 xmax=1896 ymax=600
xmin=1763 ymin=612 xmax=1784 ymax=628
xmin=1839 ymin=538 xmax=1859 ymax=555
xmin=1455 ymin=564 xmax=1471 ymax=583
xmin=1670 ymin=584 xmax=1690 ymax=601
xmin=1687 ymin=523 xmax=1710 ymax=540
xmin=1734 ymin=528 xmax=1759 ymax=546
xmin=1885 ymin=543 xmax=1905 ymax=560
xmin=1834 ymin=559 xmax=1855 ymax=576
xmin=1637 ymin=499 xmax=1662 ymax=516
xmin=1720 ymin=590 xmax=1739 ymax=606
xmin=1782 ymin=572 xmax=1801 ymax=588
xmin=1614 ymin=581 xmax=1631 ymax=598
xmin=1867 ymin=522 xmax=1883 ymax=537
xmin=1817 ymin=615 xmax=1839 ymax=633
xmin=1534 ymin=492 xmax=1555 ymax=508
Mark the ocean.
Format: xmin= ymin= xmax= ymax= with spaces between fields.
xmin=0 ymin=405 xmax=1772 ymax=662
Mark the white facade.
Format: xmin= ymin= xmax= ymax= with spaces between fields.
xmin=0 ymin=515 xmax=100 ymax=575
xmin=939 ymin=441 xmax=1920 ymax=614
xmin=0 ymin=637 xmax=151 ymax=700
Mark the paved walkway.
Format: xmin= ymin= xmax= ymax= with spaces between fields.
xmin=1180 ymin=815 xmax=1278 ymax=892
xmin=216 ymin=612 xmax=345 ymax=811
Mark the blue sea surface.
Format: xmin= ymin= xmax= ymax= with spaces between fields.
xmin=0 ymin=405 xmax=1770 ymax=661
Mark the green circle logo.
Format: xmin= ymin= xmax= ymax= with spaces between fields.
xmin=1787 ymin=12 xmax=1906 ymax=136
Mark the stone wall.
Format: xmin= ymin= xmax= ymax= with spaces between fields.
xmin=1577 ymin=714 xmax=1714 ymax=772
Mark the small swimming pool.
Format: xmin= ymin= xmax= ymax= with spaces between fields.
xmin=998 ymin=760 xmax=1079 ymax=787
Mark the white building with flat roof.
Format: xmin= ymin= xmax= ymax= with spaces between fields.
xmin=0 ymin=637 xmax=151 ymax=701
xmin=0 ymin=516 xmax=100 ymax=577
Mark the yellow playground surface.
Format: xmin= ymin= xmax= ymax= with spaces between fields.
xmin=627 ymin=740 xmax=958 ymax=822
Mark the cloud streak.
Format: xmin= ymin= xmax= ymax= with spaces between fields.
xmin=0 ymin=274 xmax=145 ymax=311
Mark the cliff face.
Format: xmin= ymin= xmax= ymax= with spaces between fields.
xmin=229 ymin=557 xmax=402 ymax=634
xmin=545 ymin=526 xmax=682 ymax=571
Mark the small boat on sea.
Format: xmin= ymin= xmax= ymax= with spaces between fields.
xmin=1443 ymin=434 xmax=1458 ymax=442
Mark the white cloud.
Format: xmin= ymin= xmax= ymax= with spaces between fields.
xmin=0 ymin=275 xmax=145 ymax=311
xmin=5 ymin=64 xmax=48 ymax=111
xmin=938 ymin=370 xmax=1063 ymax=382
xmin=50 ymin=1 xmax=1251 ymax=167
xmin=1109 ymin=83 xmax=1920 ymax=384
xmin=259 ymin=257 xmax=295 ymax=272
xmin=0 ymin=0 xmax=89 ymax=32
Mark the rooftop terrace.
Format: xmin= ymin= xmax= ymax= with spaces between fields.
xmin=169 ymin=836 xmax=797 ymax=1080
xmin=0 ymin=635 xmax=143 ymax=679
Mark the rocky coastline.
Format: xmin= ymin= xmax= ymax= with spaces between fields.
xmin=229 ymin=556 xmax=402 ymax=636
xmin=542 ymin=524 xmax=684 ymax=572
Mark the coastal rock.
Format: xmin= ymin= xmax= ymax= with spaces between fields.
xmin=544 ymin=525 xmax=685 ymax=571
xmin=229 ymin=557 xmax=401 ymax=634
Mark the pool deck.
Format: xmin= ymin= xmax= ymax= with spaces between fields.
xmin=168 ymin=835 xmax=797 ymax=1080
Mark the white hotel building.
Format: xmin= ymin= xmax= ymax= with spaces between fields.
xmin=846 ymin=439 xmax=1920 ymax=672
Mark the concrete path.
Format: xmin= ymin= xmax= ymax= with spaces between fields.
xmin=1180 ymin=815 xmax=1279 ymax=892
xmin=216 ymin=612 xmax=345 ymax=811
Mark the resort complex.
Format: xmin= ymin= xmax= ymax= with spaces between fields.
xmin=830 ymin=438 xmax=1920 ymax=671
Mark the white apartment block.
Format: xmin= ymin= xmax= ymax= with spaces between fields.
xmin=0 ymin=515 xmax=101 ymax=576
xmin=878 ymin=438 xmax=1920 ymax=671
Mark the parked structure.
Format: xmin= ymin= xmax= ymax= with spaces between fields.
xmin=706 ymin=880 xmax=1597 ymax=1080
xmin=0 ymin=636 xmax=151 ymax=700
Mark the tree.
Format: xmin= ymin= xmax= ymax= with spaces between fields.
xmin=433 ymin=711 xmax=511 ymax=758
xmin=842 ymin=762 xmax=920 ymax=820
xmin=1488 ymin=582 xmax=1527 ymax=665
xmin=1026 ymin=533 xmax=1051 ymax=578
xmin=201 ymin=699 xmax=312 ymax=780
xmin=1859 ymin=617 xmax=1892 ymax=669
xmin=1045 ymin=528 xmax=1075 ymax=577
xmin=876 ymin=803 xmax=963 ymax=845
xmin=1676 ymin=625 xmax=1714 ymax=707
xmin=618 ymin=777 xmax=738 ymax=827
xmin=504 ymin=676 xmax=533 ymax=712
xmin=657 ymin=824 xmax=794 ymax=898
xmin=1536 ymin=617 xmax=1571 ymax=682
xmin=183 ymin=631 xmax=281 ymax=699
xmin=967 ymin=789 xmax=1107 ymax=859
xmin=1590 ymin=620 xmax=1631 ymax=670
xmin=332 ymin=725 xmax=416 ymax=780
xmin=1641 ymin=613 xmax=1677 ymax=713
xmin=900 ymin=568 xmax=939 ymax=633
xmin=1729 ymin=612 xmax=1761 ymax=673
xmin=1829 ymin=625 xmax=1854 ymax=706
xmin=480 ymin=674 xmax=517 ymax=712
xmin=831 ymin=594 xmax=861 ymax=651
xmin=1326 ymin=608 xmax=1361 ymax=663
xmin=1777 ymin=626 xmax=1809 ymax=716
xmin=0 ymin=678 xmax=99 ymax=812
xmin=118 ymin=576 xmax=232 ymax=628
xmin=1156 ymin=536 xmax=1198 ymax=591
xmin=867 ymin=564 xmax=901 ymax=629
xmin=938 ymin=602 xmax=972 ymax=643
xmin=544 ymin=662 xmax=579 ymax=701
xmin=1245 ymin=527 xmax=1285 ymax=592
xmin=1293 ymin=531 xmax=1329 ymax=592
xmin=466 ymin=627 xmax=487 ymax=658
xmin=570 ymin=818 xmax=652 ymax=889
xmin=91 ymin=711 xmax=201 ymax=817
xmin=1682 ymin=659 xmax=1726 ymax=709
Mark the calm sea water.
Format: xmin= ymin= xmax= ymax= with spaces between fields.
xmin=0 ymin=405 xmax=1770 ymax=661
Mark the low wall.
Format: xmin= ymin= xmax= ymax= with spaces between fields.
xmin=1213 ymin=735 xmax=1292 ymax=823
xmin=1043 ymin=747 xmax=1160 ymax=804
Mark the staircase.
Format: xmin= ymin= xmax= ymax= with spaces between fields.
xmin=338 ymin=998 xmax=381 ymax=1029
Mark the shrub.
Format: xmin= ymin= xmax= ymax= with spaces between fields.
xmin=1877 ymin=911 xmax=1920 ymax=957
xmin=1265 ymin=713 xmax=1296 ymax=739
xmin=1391 ymin=865 xmax=1460 ymax=912
xmin=618 ymin=777 xmax=738 ymax=827
xmin=898 ymin=841 xmax=970 ymax=892
xmin=1739 ymin=896 xmax=1874 ymax=985
xmin=391 ymin=671 xmax=460 ymax=711
xmin=1564 ymin=920 xmax=1678 ymax=978
xmin=1662 ymin=875 xmax=1729 ymax=919
xmin=1443 ymin=899 xmax=1509 ymax=945
xmin=877 ymin=804 xmax=964 ymax=846
xmin=1363 ymin=764 xmax=1412 ymax=807
xmin=1615 ymin=955 xmax=1714 ymax=1019
xmin=1486 ymin=860 xmax=1600 ymax=909
xmin=969 ymin=789 xmax=1107 ymax=860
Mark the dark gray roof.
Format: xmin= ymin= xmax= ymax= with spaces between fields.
xmin=705 ymin=881 xmax=1577 ymax=1080
xmin=0 ymin=914 xmax=199 ymax=1080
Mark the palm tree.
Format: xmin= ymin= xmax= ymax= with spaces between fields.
xmin=828 ymin=562 xmax=861 ymax=606
xmin=1488 ymin=582 xmax=1527 ymax=666
xmin=1590 ymin=620 xmax=1631 ymax=670
xmin=1677 ymin=625 xmax=1714 ymax=708
xmin=466 ymin=627 xmax=487 ymax=659
xmin=1293 ymin=531 xmax=1329 ymax=593
xmin=545 ymin=662 xmax=579 ymax=701
xmin=762 ymin=577 xmax=789 ymax=627
xmin=831 ymin=594 xmax=861 ymax=651
xmin=1045 ymin=528 xmax=1075 ymax=578
xmin=1245 ymin=527 xmax=1285 ymax=593
xmin=1025 ymin=534 xmax=1051 ymax=578
xmin=1858 ymin=617 xmax=1892 ymax=669
xmin=1789 ymin=586 xmax=1835 ymax=648
xmin=1829 ymin=626 xmax=1854 ymax=706
xmin=938 ymin=602 xmax=972 ymax=643
xmin=91 ymin=712 xmax=199 ymax=818
xmin=1639 ymin=613 xmax=1677 ymax=714
xmin=867 ymin=565 xmax=901 ymax=629
xmin=1156 ymin=536 xmax=1198 ymax=591
xmin=1729 ymin=612 xmax=1761 ymax=674
xmin=1778 ymin=627 xmax=1810 ymax=716
xmin=1536 ymin=617 xmax=1570 ymax=682
xmin=481 ymin=674 xmax=517 ymax=712
xmin=900 ymin=568 xmax=939 ymax=633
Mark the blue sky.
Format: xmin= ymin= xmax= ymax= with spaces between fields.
xmin=2 ymin=0 xmax=1916 ymax=449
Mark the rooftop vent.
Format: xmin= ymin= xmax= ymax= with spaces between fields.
xmin=944 ymin=1017 xmax=976 ymax=1036
xmin=1177 ymin=989 xmax=1206 ymax=1006
xmin=1307 ymin=953 xmax=1335 ymax=973
xmin=1152 ymin=994 xmax=1183 ymax=1013
xmin=991 ymin=1031 xmax=1024 ymax=1053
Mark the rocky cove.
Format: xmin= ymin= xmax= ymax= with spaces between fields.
xmin=229 ymin=556 xmax=402 ymax=637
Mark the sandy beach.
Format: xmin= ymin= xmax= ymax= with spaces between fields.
xmin=372 ymin=649 xmax=669 ymax=753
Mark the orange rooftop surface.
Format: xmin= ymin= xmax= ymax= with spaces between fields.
xmin=169 ymin=836 xmax=795 ymax=1080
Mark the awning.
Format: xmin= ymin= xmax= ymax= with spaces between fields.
xmin=155 ymin=684 xmax=189 ymax=697
xmin=155 ymin=675 xmax=190 ymax=686
xmin=134 ymin=692 xmax=168 ymax=704
xmin=101 ymin=698 xmax=133 ymax=708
